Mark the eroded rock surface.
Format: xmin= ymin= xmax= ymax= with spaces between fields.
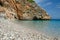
xmin=0 ymin=0 xmax=50 ymax=20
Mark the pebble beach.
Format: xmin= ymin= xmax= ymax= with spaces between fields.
xmin=0 ymin=18 xmax=58 ymax=40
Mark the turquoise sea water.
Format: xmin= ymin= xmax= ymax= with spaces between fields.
xmin=16 ymin=20 xmax=60 ymax=38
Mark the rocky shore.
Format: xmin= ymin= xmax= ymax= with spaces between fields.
xmin=0 ymin=17 xmax=59 ymax=40
xmin=0 ymin=0 xmax=58 ymax=40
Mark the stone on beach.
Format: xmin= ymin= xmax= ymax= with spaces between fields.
xmin=0 ymin=17 xmax=59 ymax=40
xmin=0 ymin=18 xmax=54 ymax=40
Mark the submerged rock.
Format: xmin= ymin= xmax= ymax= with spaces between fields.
xmin=0 ymin=0 xmax=50 ymax=20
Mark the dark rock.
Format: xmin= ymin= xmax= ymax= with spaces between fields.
xmin=53 ymin=37 xmax=58 ymax=40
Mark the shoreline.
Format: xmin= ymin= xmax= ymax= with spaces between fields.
xmin=0 ymin=18 xmax=58 ymax=40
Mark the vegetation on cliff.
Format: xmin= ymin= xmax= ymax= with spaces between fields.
xmin=27 ymin=0 xmax=35 ymax=3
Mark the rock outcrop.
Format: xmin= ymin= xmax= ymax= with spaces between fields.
xmin=0 ymin=0 xmax=50 ymax=20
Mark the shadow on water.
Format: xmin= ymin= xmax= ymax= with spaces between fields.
xmin=15 ymin=19 xmax=50 ymax=31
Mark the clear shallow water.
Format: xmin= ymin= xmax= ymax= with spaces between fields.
xmin=0 ymin=17 xmax=60 ymax=38
xmin=15 ymin=20 xmax=60 ymax=38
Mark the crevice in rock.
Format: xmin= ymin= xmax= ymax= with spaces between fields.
xmin=33 ymin=16 xmax=41 ymax=20
xmin=0 ymin=2 xmax=3 ymax=6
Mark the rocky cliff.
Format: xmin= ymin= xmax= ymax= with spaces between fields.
xmin=0 ymin=0 xmax=50 ymax=20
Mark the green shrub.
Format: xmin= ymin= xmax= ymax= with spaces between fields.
xmin=27 ymin=0 xmax=35 ymax=3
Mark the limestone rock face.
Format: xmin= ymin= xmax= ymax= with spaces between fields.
xmin=0 ymin=0 xmax=50 ymax=20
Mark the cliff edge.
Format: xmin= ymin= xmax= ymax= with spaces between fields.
xmin=0 ymin=0 xmax=50 ymax=20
